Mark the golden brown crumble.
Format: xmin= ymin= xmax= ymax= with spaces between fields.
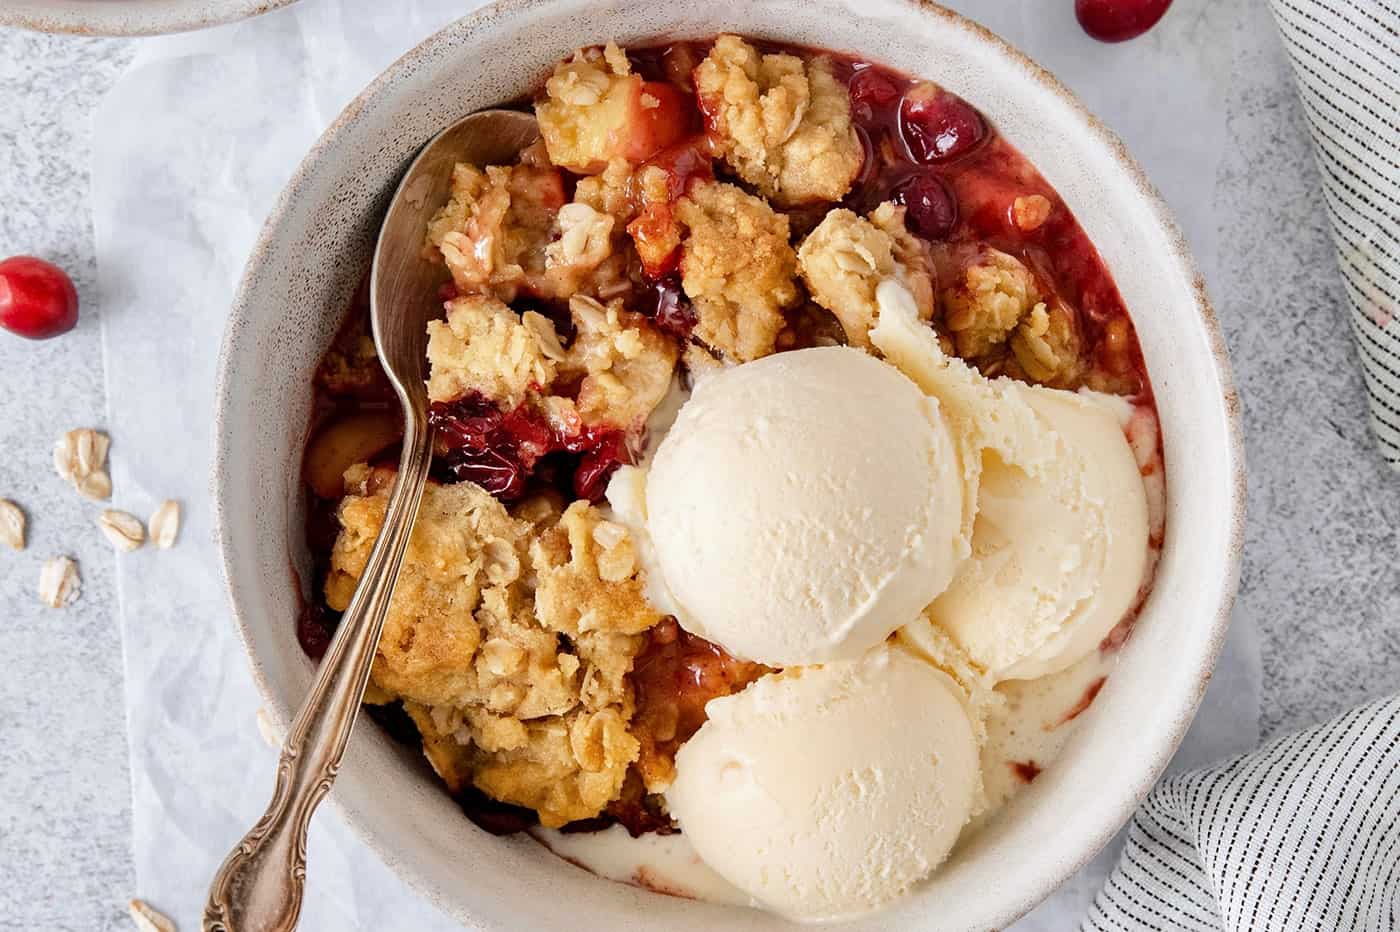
xmin=425 ymin=290 xmax=676 ymax=432
xmin=426 ymin=295 xmax=559 ymax=407
xmin=573 ymin=158 xmax=638 ymax=226
xmin=546 ymin=203 xmax=615 ymax=276
xmin=694 ymin=35 xmax=863 ymax=206
xmin=796 ymin=203 xmax=935 ymax=349
xmin=869 ymin=202 xmax=936 ymax=318
xmin=426 ymin=142 xmax=640 ymax=304
xmin=315 ymin=331 xmax=383 ymax=397
xmin=676 ymin=180 xmax=799 ymax=362
xmin=535 ymin=42 xmax=689 ymax=177
xmin=326 ymin=470 xmax=533 ymax=709
xmin=942 ymin=246 xmax=1042 ymax=359
xmin=1007 ymin=298 xmax=1083 ymax=387
xmin=563 ymin=296 xmax=679 ymax=429
xmin=537 ymin=44 xmax=636 ymax=173
xmin=426 ymin=148 xmax=565 ymax=303
xmin=531 ymin=499 xmax=662 ymax=640
xmin=327 ymin=473 xmax=661 ymax=827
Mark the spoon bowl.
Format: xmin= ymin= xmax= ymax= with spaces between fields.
xmin=372 ymin=109 xmax=542 ymax=407
xmin=204 ymin=109 xmax=540 ymax=932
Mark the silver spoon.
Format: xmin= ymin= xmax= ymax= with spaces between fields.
xmin=204 ymin=109 xmax=541 ymax=932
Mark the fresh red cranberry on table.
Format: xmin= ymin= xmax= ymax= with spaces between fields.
xmin=898 ymin=83 xmax=986 ymax=164
xmin=0 ymin=256 xmax=79 ymax=340
xmin=892 ymin=172 xmax=959 ymax=240
xmin=1075 ymin=0 xmax=1173 ymax=42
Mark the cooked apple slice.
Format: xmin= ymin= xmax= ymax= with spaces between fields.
xmin=303 ymin=410 xmax=402 ymax=499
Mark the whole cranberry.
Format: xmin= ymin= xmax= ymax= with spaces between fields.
xmin=573 ymin=430 xmax=627 ymax=502
xmin=892 ymin=173 xmax=959 ymax=240
xmin=0 ymin=256 xmax=79 ymax=340
xmin=899 ymin=83 xmax=986 ymax=164
xmin=447 ymin=447 xmax=528 ymax=500
xmin=848 ymin=66 xmax=902 ymax=122
xmin=1075 ymin=0 xmax=1173 ymax=42
xmin=646 ymin=275 xmax=697 ymax=341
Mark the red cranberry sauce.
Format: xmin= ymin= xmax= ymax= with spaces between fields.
xmin=629 ymin=618 xmax=770 ymax=792
xmin=428 ymin=393 xmax=628 ymax=504
xmin=825 ymin=54 xmax=1151 ymax=398
xmin=623 ymin=39 xmax=1151 ymax=398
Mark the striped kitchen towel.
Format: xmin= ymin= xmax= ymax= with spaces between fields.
xmin=1082 ymin=693 xmax=1400 ymax=931
xmin=1268 ymin=0 xmax=1400 ymax=468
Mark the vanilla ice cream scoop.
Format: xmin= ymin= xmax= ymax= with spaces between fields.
xmin=665 ymin=646 xmax=980 ymax=921
xmin=933 ymin=387 xmax=1149 ymax=679
xmin=643 ymin=346 xmax=969 ymax=667
xmin=871 ymin=281 xmax=1150 ymax=681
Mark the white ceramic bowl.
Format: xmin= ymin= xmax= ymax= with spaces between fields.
xmin=0 ymin=0 xmax=294 ymax=36
xmin=213 ymin=2 xmax=1246 ymax=928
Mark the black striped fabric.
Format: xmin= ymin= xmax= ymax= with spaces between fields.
xmin=1267 ymin=0 xmax=1400 ymax=468
xmin=1082 ymin=694 xmax=1400 ymax=930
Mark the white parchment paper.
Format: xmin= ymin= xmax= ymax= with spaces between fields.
xmin=92 ymin=1 xmax=1259 ymax=928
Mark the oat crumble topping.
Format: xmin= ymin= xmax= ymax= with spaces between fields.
xmin=676 ymin=180 xmax=799 ymax=362
xmin=427 ymin=295 xmax=559 ymax=407
xmin=694 ymin=35 xmax=863 ymax=206
xmin=326 ymin=467 xmax=659 ymax=826
xmin=797 ymin=203 xmax=935 ymax=349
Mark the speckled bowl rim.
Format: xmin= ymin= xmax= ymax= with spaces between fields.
xmin=212 ymin=1 xmax=1247 ymax=927
xmin=0 ymin=0 xmax=295 ymax=37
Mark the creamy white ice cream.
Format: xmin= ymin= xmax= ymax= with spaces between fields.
xmin=642 ymin=346 xmax=969 ymax=666
xmin=871 ymin=281 xmax=1150 ymax=681
xmin=664 ymin=646 xmax=980 ymax=921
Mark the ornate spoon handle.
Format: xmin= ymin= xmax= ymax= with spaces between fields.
xmin=204 ymin=414 xmax=432 ymax=932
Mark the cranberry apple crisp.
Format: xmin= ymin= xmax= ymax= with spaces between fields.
xmin=299 ymin=34 xmax=1165 ymax=913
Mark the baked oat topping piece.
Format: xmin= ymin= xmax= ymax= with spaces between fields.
xmin=327 ymin=477 xmax=660 ymax=827
xmin=472 ymin=704 xmax=638 ymax=828
xmin=401 ymin=701 xmax=474 ymax=794
xmin=564 ymin=295 xmax=679 ymax=429
xmin=573 ymin=158 xmax=638 ymax=226
xmin=1007 ymin=298 xmax=1083 ymax=387
xmin=425 ymin=148 xmax=566 ymax=302
xmin=694 ymin=35 xmax=863 ymax=206
xmin=942 ymin=246 xmax=1042 ymax=360
xmin=409 ymin=697 xmax=639 ymax=829
xmin=426 ymin=295 xmax=559 ymax=406
xmin=869 ymin=202 xmax=937 ymax=315
xmin=315 ymin=330 xmax=384 ymax=397
xmin=531 ymin=500 xmax=662 ymax=640
xmin=543 ymin=177 xmax=639 ymax=302
xmin=676 ymin=180 xmax=799 ymax=362
xmin=536 ymin=43 xmax=691 ymax=174
xmin=796 ymin=203 xmax=935 ymax=349
xmin=326 ymin=476 xmax=535 ymax=708
xmin=545 ymin=203 xmax=615 ymax=274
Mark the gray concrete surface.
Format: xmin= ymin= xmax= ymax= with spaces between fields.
xmin=0 ymin=0 xmax=1396 ymax=928
xmin=0 ymin=29 xmax=136 ymax=932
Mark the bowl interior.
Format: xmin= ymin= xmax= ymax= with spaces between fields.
xmin=215 ymin=1 xmax=1243 ymax=929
